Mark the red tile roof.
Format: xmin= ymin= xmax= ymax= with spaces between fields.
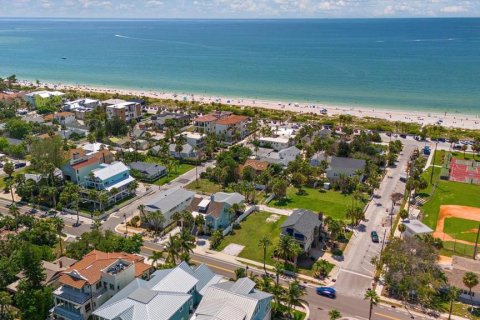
xmin=71 ymin=156 xmax=100 ymax=170
xmin=215 ymin=115 xmax=248 ymax=126
xmin=193 ymin=114 xmax=218 ymax=122
xmin=59 ymin=250 xmax=152 ymax=288
xmin=242 ymin=159 xmax=269 ymax=172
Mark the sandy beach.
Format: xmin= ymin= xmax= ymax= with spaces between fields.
xmin=20 ymin=80 xmax=480 ymax=131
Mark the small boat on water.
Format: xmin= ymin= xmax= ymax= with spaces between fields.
xmin=61 ymin=57 xmax=67 ymax=60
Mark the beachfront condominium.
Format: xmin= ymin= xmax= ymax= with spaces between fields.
xmin=106 ymin=101 xmax=142 ymax=122
xmin=193 ymin=112 xmax=249 ymax=144
xmin=51 ymin=250 xmax=153 ymax=320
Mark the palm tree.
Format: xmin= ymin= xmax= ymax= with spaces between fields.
xmin=312 ymin=259 xmax=331 ymax=279
xmin=285 ymin=280 xmax=306 ymax=318
xmin=51 ymin=217 xmax=65 ymax=255
xmin=137 ymin=204 xmax=146 ymax=223
xmin=162 ymin=235 xmax=180 ymax=264
xmin=171 ymin=211 xmax=183 ymax=229
xmin=98 ymin=191 xmax=109 ymax=214
xmin=329 ymin=309 xmax=342 ymax=320
xmin=462 ymin=272 xmax=479 ymax=301
xmin=273 ymin=261 xmax=284 ymax=285
xmin=364 ymin=289 xmax=380 ymax=320
xmin=258 ymin=236 xmax=272 ymax=273
xmin=150 ymin=250 xmax=163 ymax=268
xmin=399 ymin=209 xmax=409 ymax=221
xmin=276 ymin=235 xmax=293 ymax=265
xmin=177 ymin=230 xmax=195 ymax=258
xmin=234 ymin=267 xmax=246 ymax=280
xmin=447 ymin=286 xmax=460 ymax=320
xmin=398 ymin=223 xmax=406 ymax=239
xmin=147 ymin=210 xmax=165 ymax=236
xmin=289 ymin=241 xmax=303 ymax=272
xmin=9 ymin=204 xmax=20 ymax=232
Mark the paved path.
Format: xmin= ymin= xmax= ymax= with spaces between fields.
xmin=256 ymin=204 xmax=293 ymax=216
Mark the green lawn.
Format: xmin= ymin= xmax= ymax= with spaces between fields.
xmin=421 ymin=180 xmax=480 ymax=230
xmin=152 ymin=163 xmax=194 ymax=186
xmin=185 ymin=178 xmax=225 ymax=194
xmin=418 ymin=166 xmax=442 ymax=197
xmin=217 ymin=211 xmax=287 ymax=266
xmin=269 ymin=186 xmax=360 ymax=220
xmin=443 ymin=218 xmax=480 ymax=243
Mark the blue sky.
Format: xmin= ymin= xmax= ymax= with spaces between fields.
xmin=1 ymin=0 xmax=478 ymax=18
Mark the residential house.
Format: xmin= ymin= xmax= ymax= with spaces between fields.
xmin=63 ymin=99 xmax=101 ymax=120
xmin=24 ymin=90 xmax=65 ymax=108
xmin=257 ymin=146 xmax=301 ymax=167
xmin=240 ymin=159 xmax=269 ymax=176
xmin=169 ymin=143 xmax=198 ymax=159
xmin=193 ymin=277 xmax=273 ymax=320
xmin=188 ymin=192 xmax=245 ymax=230
xmin=106 ymin=102 xmax=142 ymax=122
xmin=176 ymin=131 xmax=206 ymax=148
xmin=61 ymin=149 xmax=113 ymax=185
xmin=83 ymin=161 xmax=136 ymax=204
xmin=51 ymin=250 xmax=153 ymax=320
xmin=258 ymin=136 xmax=292 ymax=151
xmin=128 ymin=161 xmax=166 ymax=182
xmin=444 ymin=256 xmax=480 ymax=304
xmin=144 ymin=187 xmax=195 ymax=225
xmin=7 ymin=257 xmax=77 ymax=293
xmin=280 ymin=209 xmax=322 ymax=254
xmin=23 ymin=114 xmax=45 ymax=124
xmin=64 ymin=120 xmax=90 ymax=136
xmin=53 ymin=112 xmax=76 ymax=125
xmin=153 ymin=112 xmax=191 ymax=130
xmin=326 ymin=156 xmax=366 ymax=180
xmin=93 ymin=261 xmax=224 ymax=320
xmin=214 ymin=114 xmax=249 ymax=144
xmin=309 ymin=151 xmax=327 ymax=167
xmin=193 ymin=114 xmax=218 ymax=134
xmin=132 ymin=139 xmax=149 ymax=151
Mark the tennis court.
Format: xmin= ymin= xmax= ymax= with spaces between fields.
xmin=449 ymin=158 xmax=480 ymax=184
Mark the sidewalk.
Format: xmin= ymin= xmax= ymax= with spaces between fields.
xmin=193 ymin=247 xmax=325 ymax=286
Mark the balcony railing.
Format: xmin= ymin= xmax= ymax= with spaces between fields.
xmin=52 ymin=306 xmax=83 ymax=320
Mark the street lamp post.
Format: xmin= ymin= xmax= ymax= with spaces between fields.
xmin=124 ymin=213 xmax=128 ymax=237
xmin=430 ymin=141 xmax=438 ymax=184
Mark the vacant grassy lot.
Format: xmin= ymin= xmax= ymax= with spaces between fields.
xmin=270 ymin=186 xmax=360 ymax=220
xmin=217 ymin=211 xmax=287 ymax=266
xmin=422 ymin=180 xmax=480 ymax=230
xmin=434 ymin=150 xmax=478 ymax=166
xmin=152 ymin=163 xmax=194 ymax=185
xmin=186 ymin=178 xmax=225 ymax=194
xmin=443 ymin=217 xmax=480 ymax=243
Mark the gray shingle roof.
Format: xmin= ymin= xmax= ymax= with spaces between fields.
xmin=281 ymin=209 xmax=322 ymax=237
xmin=212 ymin=192 xmax=245 ymax=206
xmin=329 ymin=156 xmax=366 ymax=170
xmin=128 ymin=161 xmax=166 ymax=176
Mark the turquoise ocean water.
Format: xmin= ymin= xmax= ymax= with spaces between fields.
xmin=0 ymin=18 xmax=479 ymax=114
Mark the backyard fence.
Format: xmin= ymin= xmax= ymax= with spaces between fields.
xmin=222 ymin=205 xmax=258 ymax=236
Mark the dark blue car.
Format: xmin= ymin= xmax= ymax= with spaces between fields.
xmin=316 ymin=287 xmax=336 ymax=298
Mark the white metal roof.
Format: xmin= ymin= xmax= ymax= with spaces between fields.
xmin=92 ymin=162 xmax=129 ymax=180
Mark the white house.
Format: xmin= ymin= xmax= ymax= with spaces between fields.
xmin=144 ymin=187 xmax=195 ymax=225
xmin=258 ymin=136 xmax=292 ymax=151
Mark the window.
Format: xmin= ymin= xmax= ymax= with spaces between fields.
xmin=109 ymin=284 xmax=114 ymax=290
xmin=85 ymin=303 xmax=91 ymax=312
xmin=96 ymin=282 xmax=101 ymax=289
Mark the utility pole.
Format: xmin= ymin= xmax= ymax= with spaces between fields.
xmin=430 ymin=141 xmax=438 ymax=184
xmin=474 ymin=223 xmax=480 ymax=260
xmin=124 ymin=213 xmax=128 ymax=237
xmin=380 ymin=228 xmax=388 ymax=255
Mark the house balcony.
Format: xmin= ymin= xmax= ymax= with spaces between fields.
xmin=52 ymin=305 xmax=83 ymax=320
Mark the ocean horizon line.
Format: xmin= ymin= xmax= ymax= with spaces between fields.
xmin=1 ymin=17 xmax=479 ymax=21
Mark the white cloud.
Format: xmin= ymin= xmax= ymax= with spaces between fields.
xmin=440 ymin=5 xmax=467 ymax=13
xmin=146 ymin=0 xmax=163 ymax=7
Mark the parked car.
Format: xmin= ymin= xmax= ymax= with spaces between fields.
xmin=371 ymin=231 xmax=379 ymax=243
xmin=14 ymin=162 xmax=26 ymax=169
xmin=399 ymin=134 xmax=407 ymax=139
xmin=316 ymin=287 xmax=336 ymax=298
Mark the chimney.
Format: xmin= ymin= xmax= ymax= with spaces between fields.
xmin=59 ymin=260 xmax=63 ymax=268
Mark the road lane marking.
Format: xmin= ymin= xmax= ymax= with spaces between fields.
xmin=338 ymin=268 xmax=373 ymax=278
xmin=374 ymin=312 xmax=401 ymax=320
